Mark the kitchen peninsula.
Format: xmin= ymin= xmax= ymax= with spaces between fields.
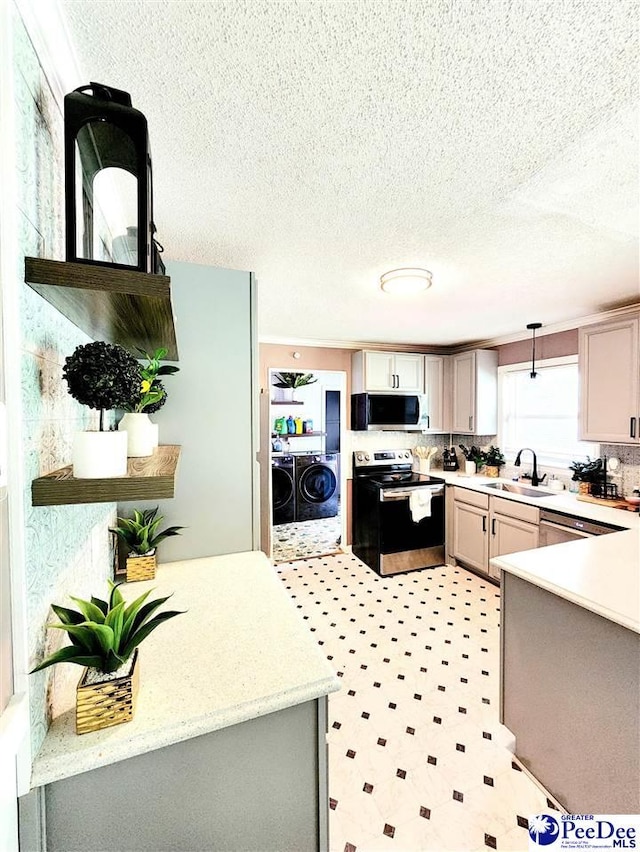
xmin=494 ymin=529 xmax=639 ymax=814
xmin=29 ymin=551 xmax=340 ymax=852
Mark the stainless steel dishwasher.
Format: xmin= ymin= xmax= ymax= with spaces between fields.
xmin=538 ymin=509 xmax=624 ymax=545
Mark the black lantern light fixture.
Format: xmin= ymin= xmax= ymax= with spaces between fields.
xmin=527 ymin=322 xmax=542 ymax=378
xmin=64 ymin=82 xmax=163 ymax=274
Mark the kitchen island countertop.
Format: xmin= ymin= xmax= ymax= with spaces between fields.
xmin=31 ymin=550 xmax=340 ymax=788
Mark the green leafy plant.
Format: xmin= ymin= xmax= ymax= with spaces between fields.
xmin=272 ymin=371 xmax=317 ymax=389
xmin=123 ymin=347 xmax=180 ymax=413
xmin=111 ymin=507 xmax=185 ymax=556
xmin=484 ymin=446 xmax=506 ymax=468
xmin=569 ymin=457 xmax=605 ymax=483
xmin=63 ymin=341 xmax=141 ymax=431
xmin=459 ymin=444 xmax=486 ymax=466
xmin=30 ymin=580 xmax=183 ymax=674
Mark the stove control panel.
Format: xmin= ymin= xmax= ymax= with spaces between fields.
xmin=354 ymin=449 xmax=413 ymax=468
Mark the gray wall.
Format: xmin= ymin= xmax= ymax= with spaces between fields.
xmin=121 ymin=260 xmax=257 ymax=561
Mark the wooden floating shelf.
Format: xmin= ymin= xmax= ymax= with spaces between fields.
xmin=275 ymin=432 xmax=326 ymax=438
xmin=32 ymin=445 xmax=181 ymax=507
xmin=25 ymin=257 xmax=178 ymax=360
xmin=271 ymin=400 xmax=304 ymax=405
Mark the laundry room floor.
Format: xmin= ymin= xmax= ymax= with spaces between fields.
xmin=276 ymin=553 xmax=560 ymax=852
xmin=272 ymin=510 xmax=342 ymax=562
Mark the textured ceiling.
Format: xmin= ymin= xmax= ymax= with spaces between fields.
xmin=60 ymin=0 xmax=639 ymax=346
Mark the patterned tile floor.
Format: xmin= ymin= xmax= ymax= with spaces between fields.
xmin=272 ymin=512 xmax=342 ymax=562
xmin=277 ymin=553 xmax=559 ymax=852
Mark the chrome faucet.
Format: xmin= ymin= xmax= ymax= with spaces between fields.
xmin=514 ymin=447 xmax=543 ymax=486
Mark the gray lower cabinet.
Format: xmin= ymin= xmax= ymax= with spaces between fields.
xmin=42 ymin=699 xmax=328 ymax=852
xmin=450 ymin=488 xmax=539 ymax=579
xmin=501 ymin=573 xmax=640 ymax=813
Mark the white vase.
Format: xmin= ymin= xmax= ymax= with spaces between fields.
xmin=281 ymin=387 xmax=295 ymax=402
xmin=148 ymin=420 xmax=159 ymax=448
xmin=118 ymin=412 xmax=154 ymax=457
xmin=464 ymin=460 xmax=476 ymax=475
xmin=72 ymin=431 xmax=128 ymax=478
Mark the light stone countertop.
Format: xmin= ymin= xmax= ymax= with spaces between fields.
xmin=441 ymin=470 xmax=639 ymax=632
xmin=491 ymin=529 xmax=640 ymax=633
xmin=30 ymin=551 xmax=340 ymax=788
xmin=438 ymin=469 xmax=639 ymax=529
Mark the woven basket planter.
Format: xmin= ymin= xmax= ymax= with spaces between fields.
xmin=125 ymin=550 xmax=157 ymax=582
xmin=76 ymin=650 xmax=139 ymax=735
xmin=578 ymin=482 xmax=592 ymax=495
xmin=485 ymin=465 xmax=501 ymax=478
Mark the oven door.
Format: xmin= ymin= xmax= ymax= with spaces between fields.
xmin=378 ymin=484 xmax=445 ymax=575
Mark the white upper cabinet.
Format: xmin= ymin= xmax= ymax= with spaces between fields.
xmin=423 ymin=354 xmax=449 ymax=433
xmin=451 ymin=349 xmax=498 ymax=434
xmin=352 ymin=351 xmax=424 ymax=393
xmin=579 ymin=315 xmax=640 ymax=444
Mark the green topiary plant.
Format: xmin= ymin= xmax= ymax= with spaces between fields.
xmin=30 ymin=580 xmax=183 ymax=674
xmin=111 ymin=507 xmax=184 ymax=556
xmin=63 ymin=341 xmax=141 ymax=431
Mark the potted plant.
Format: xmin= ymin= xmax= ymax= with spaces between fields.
xmin=63 ymin=341 xmax=142 ymax=478
xmin=459 ymin=444 xmax=486 ymax=475
xmin=30 ymin=580 xmax=183 ymax=734
xmin=483 ymin=446 xmax=506 ymax=478
xmin=272 ymin=371 xmax=317 ymax=402
xmin=119 ymin=347 xmax=180 ymax=455
xmin=569 ymin=457 xmax=605 ymax=495
xmin=111 ymin=507 xmax=184 ymax=581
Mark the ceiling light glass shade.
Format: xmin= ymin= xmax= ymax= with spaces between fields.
xmin=380 ymin=268 xmax=432 ymax=294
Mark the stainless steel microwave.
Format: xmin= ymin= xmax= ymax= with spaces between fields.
xmin=351 ymin=393 xmax=428 ymax=431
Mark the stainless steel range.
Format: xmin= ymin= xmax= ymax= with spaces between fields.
xmin=352 ymin=449 xmax=445 ymax=576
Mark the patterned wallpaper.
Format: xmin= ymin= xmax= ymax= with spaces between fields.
xmin=13 ymin=10 xmax=117 ymax=755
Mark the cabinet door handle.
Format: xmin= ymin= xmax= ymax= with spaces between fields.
xmin=491 ymin=518 xmax=496 ymax=536
xmin=395 ymin=373 xmax=400 ymax=388
xmin=482 ymin=515 xmax=487 ymax=533
xmin=631 ymin=417 xmax=637 ymax=439
xmin=469 ymin=415 xmax=473 ymax=431
xmin=426 ymin=415 xmax=430 ymax=428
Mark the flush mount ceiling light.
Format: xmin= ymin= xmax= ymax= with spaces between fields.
xmin=380 ymin=268 xmax=432 ymax=295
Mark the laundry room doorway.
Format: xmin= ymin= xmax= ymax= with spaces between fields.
xmin=267 ymin=367 xmax=346 ymax=563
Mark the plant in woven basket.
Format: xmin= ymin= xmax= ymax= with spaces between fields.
xmin=111 ymin=507 xmax=184 ymax=556
xmin=30 ymin=580 xmax=183 ymax=675
xmin=484 ymin=446 xmax=506 ymax=468
xmin=63 ymin=341 xmax=142 ymax=430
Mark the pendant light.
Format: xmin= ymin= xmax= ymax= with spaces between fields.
xmin=527 ymin=322 xmax=542 ymax=378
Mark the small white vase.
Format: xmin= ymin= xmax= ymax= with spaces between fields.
xmin=281 ymin=387 xmax=295 ymax=402
xmin=72 ymin=431 xmax=128 ymax=478
xmin=118 ymin=412 xmax=154 ymax=458
xmin=464 ymin=460 xmax=476 ymax=475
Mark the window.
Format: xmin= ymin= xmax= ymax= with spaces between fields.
xmin=498 ymin=356 xmax=598 ymax=469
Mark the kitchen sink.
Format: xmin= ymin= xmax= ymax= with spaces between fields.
xmin=485 ymin=481 xmax=552 ymax=498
